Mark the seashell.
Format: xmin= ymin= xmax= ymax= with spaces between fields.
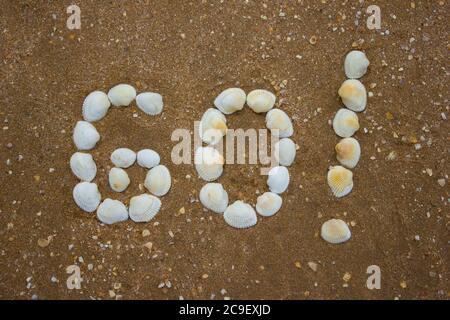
xmin=332 ymin=108 xmax=359 ymax=138
xmin=327 ymin=165 xmax=353 ymax=198
xmin=344 ymin=50 xmax=370 ymax=79
xmin=73 ymin=182 xmax=101 ymax=213
xmin=266 ymin=109 xmax=294 ymax=138
xmin=109 ymin=167 xmax=130 ymax=192
xmin=223 ymin=200 xmax=257 ymax=229
xmin=96 ymin=198 xmax=128 ymax=225
xmin=321 ymin=219 xmax=351 ymax=244
xmin=70 ymin=152 xmax=97 ymax=181
xmin=256 ymin=192 xmax=282 ymax=217
xmin=137 ymin=149 xmax=160 ymax=169
xmin=214 ymin=88 xmax=246 ymax=114
xmin=267 ymin=166 xmax=290 ymax=194
xmin=136 ymin=92 xmax=164 ymax=115
xmin=335 ymin=137 xmax=361 ymax=168
xmin=199 ymin=183 xmax=228 ymax=213
xmin=194 ymin=146 xmax=224 ymax=182
xmin=338 ymin=79 xmax=367 ymax=112
xmin=144 ymin=165 xmax=171 ymax=196
xmin=110 ymin=148 xmax=136 ymax=168
xmin=246 ymin=89 xmax=276 ymax=113
xmin=73 ymin=121 xmax=100 ymax=150
xmin=107 ymin=84 xmax=136 ymax=107
xmin=199 ymin=108 xmax=227 ymax=145
xmin=274 ymin=138 xmax=296 ymax=166
xmin=128 ymin=193 xmax=162 ymax=223
xmin=82 ymin=91 xmax=111 ymax=122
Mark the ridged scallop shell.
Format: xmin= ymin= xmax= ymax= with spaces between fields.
xmin=256 ymin=192 xmax=282 ymax=217
xmin=109 ymin=167 xmax=130 ymax=192
xmin=107 ymin=84 xmax=136 ymax=107
xmin=96 ymin=198 xmax=128 ymax=225
xmin=199 ymin=108 xmax=228 ymax=145
xmin=246 ymin=89 xmax=276 ymax=113
xmin=267 ymin=166 xmax=290 ymax=194
xmin=199 ymin=183 xmax=228 ymax=213
xmin=214 ymin=88 xmax=246 ymax=114
xmin=344 ymin=50 xmax=369 ymax=79
xmin=136 ymin=92 xmax=164 ymax=115
xmin=73 ymin=182 xmax=101 ymax=213
xmin=274 ymin=138 xmax=296 ymax=166
xmin=82 ymin=91 xmax=111 ymax=122
xmin=332 ymin=108 xmax=359 ymax=138
xmin=266 ymin=109 xmax=294 ymax=138
xmin=73 ymin=121 xmax=100 ymax=150
xmin=327 ymin=165 xmax=353 ymax=198
xmin=144 ymin=165 xmax=171 ymax=196
xmin=129 ymin=193 xmax=162 ymax=222
xmin=137 ymin=149 xmax=160 ymax=169
xmin=110 ymin=148 xmax=136 ymax=168
xmin=338 ymin=79 xmax=367 ymax=112
xmin=70 ymin=152 xmax=97 ymax=182
xmin=194 ymin=146 xmax=224 ymax=182
xmin=335 ymin=137 xmax=361 ymax=168
xmin=321 ymin=219 xmax=351 ymax=244
xmin=223 ymin=201 xmax=257 ymax=229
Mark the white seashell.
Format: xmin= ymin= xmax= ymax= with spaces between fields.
xmin=82 ymin=91 xmax=111 ymax=122
xmin=266 ymin=109 xmax=294 ymax=138
xmin=128 ymin=193 xmax=162 ymax=223
xmin=327 ymin=165 xmax=353 ymax=198
xmin=73 ymin=121 xmax=100 ymax=150
xmin=199 ymin=183 xmax=228 ymax=213
xmin=70 ymin=152 xmax=97 ymax=181
xmin=144 ymin=165 xmax=171 ymax=196
xmin=338 ymin=79 xmax=367 ymax=112
xmin=109 ymin=167 xmax=130 ymax=192
xmin=73 ymin=182 xmax=101 ymax=213
xmin=256 ymin=192 xmax=282 ymax=217
xmin=137 ymin=149 xmax=160 ymax=169
xmin=214 ymin=88 xmax=246 ymax=114
xmin=96 ymin=198 xmax=128 ymax=225
xmin=335 ymin=137 xmax=361 ymax=168
xmin=344 ymin=50 xmax=370 ymax=79
xmin=199 ymin=108 xmax=227 ymax=145
xmin=223 ymin=201 xmax=257 ymax=229
xmin=107 ymin=84 xmax=136 ymax=107
xmin=110 ymin=148 xmax=136 ymax=168
xmin=332 ymin=108 xmax=360 ymax=138
xmin=194 ymin=146 xmax=224 ymax=182
xmin=246 ymin=89 xmax=276 ymax=113
xmin=136 ymin=92 xmax=164 ymax=115
xmin=274 ymin=138 xmax=296 ymax=166
xmin=321 ymin=219 xmax=351 ymax=244
xmin=267 ymin=166 xmax=290 ymax=194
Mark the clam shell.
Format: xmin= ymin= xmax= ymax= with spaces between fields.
xmin=199 ymin=108 xmax=227 ymax=145
xmin=327 ymin=165 xmax=353 ymax=198
xmin=194 ymin=146 xmax=224 ymax=182
xmin=110 ymin=148 xmax=136 ymax=168
xmin=70 ymin=152 xmax=97 ymax=182
xmin=223 ymin=200 xmax=257 ymax=229
xmin=338 ymin=79 xmax=367 ymax=112
xmin=82 ymin=91 xmax=111 ymax=122
xmin=267 ymin=166 xmax=290 ymax=194
xmin=335 ymin=137 xmax=361 ymax=168
xmin=136 ymin=92 xmax=164 ymax=115
xmin=256 ymin=192 xmax=282 ymax=217
xmin=332 ymin=108 xmax=359 ymax=138
xmin=137 ymin=149 xmax=160 ymax=169
xmin=96 ymin=198 xmax=129 ymax=225
xmin=107 ymin=84 xmax=136 ymax=107
xmin=73 ymin=121 xmax=100 ymax=150
xmin=109 ymin=167 xmax=130 ymax=192
xmin=246 ymin=89 xmax=276 ymax=113
xmin=129 ymin=193 xmax=162 ymax=223
xmin=73 ymin=182 xmax=101 ymax=213
xmin=266 ymin=109 xmax=294 ymax=138
xmin=144 ymin=165 xmax=171 ymax=196
xmin=274 ymin=138 xmax=296 ymax=166
xmin=344 ymin=50 xmax=369 ymax=79
xmin=321 ymin=219 xmax=351 ymax=244
xmin=199 ymin=183 xmax=228 ymax=213
xmin=214 ymin=88 xmax=246 ymax=114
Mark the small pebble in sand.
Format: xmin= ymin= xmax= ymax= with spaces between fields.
xmin=142 ymin=229 xmax=150 ymax=237
xmin=437 ymin=179 xmax=445 ymax=187
xmin=37 ymin=238 xmax=50 ymax=248
xmin=308 ymin=262 xmax=318 ymax=272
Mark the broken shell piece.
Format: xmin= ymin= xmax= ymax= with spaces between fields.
xmin=107 ymin=84 xmax=136 ymax=107
xmin=246 ymin=89 xmax=276 ymax=113
xmin=267 ymin=166 xmax=290 ymax=194
xmin=256 ymin=192 xmax=282 ymax=217
xmin=136 ymin=92 xmax=164 ymax=115
xmin=344 ymin=50 xmax=370 ymax=79
xmin=109 ymin=167 xmax=130 ymax=192
xmin=223 ymin=200 xmax=257 ymax=229
xmin=96 ymin=198 xmax=128 ymax=225
xmin=332 ymin=108 xmax=359 ymax=138
xmin=73 ymin=121 xmax=100 ymax=150
xmin=335 ymin=137 xmax=361 ymax=168
xmin=70 ymin=152 xmax=97 ymax=182
xmin=274 ymin=138 xmax=296 ymax=166
xmin=214 ymin=88 xmax=246 ymax=114
xmin=73 ymin=182 xmax=101 ymax=213
xmin=199 ymin=108 xmax=228 ymax=145
xmin=199 ymin=183 xmax=229 ymax=213
xmin=137 ymin=149 xmax=160 ymax=169
xmin=144 ymin=165 xmax=171 ymax=196
xmin=82 ymin=91 xmax=111 ymax=122
xmin=327 ymin=165 xmax=353 ymax=198
xmin=338 ymin=79 xmax=367 ymax=112
xmin=110 ymin=148 xmax=136 ymax=168
xmin=321 ymin=219 xmax=351 ymax=244
xmin=129 ymin=193 xmax=162 ymax=222
xmin=266 ymin=109 xmax=294 ymax=138
xmin=194 ymin=146 xmax=224 ymax=182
